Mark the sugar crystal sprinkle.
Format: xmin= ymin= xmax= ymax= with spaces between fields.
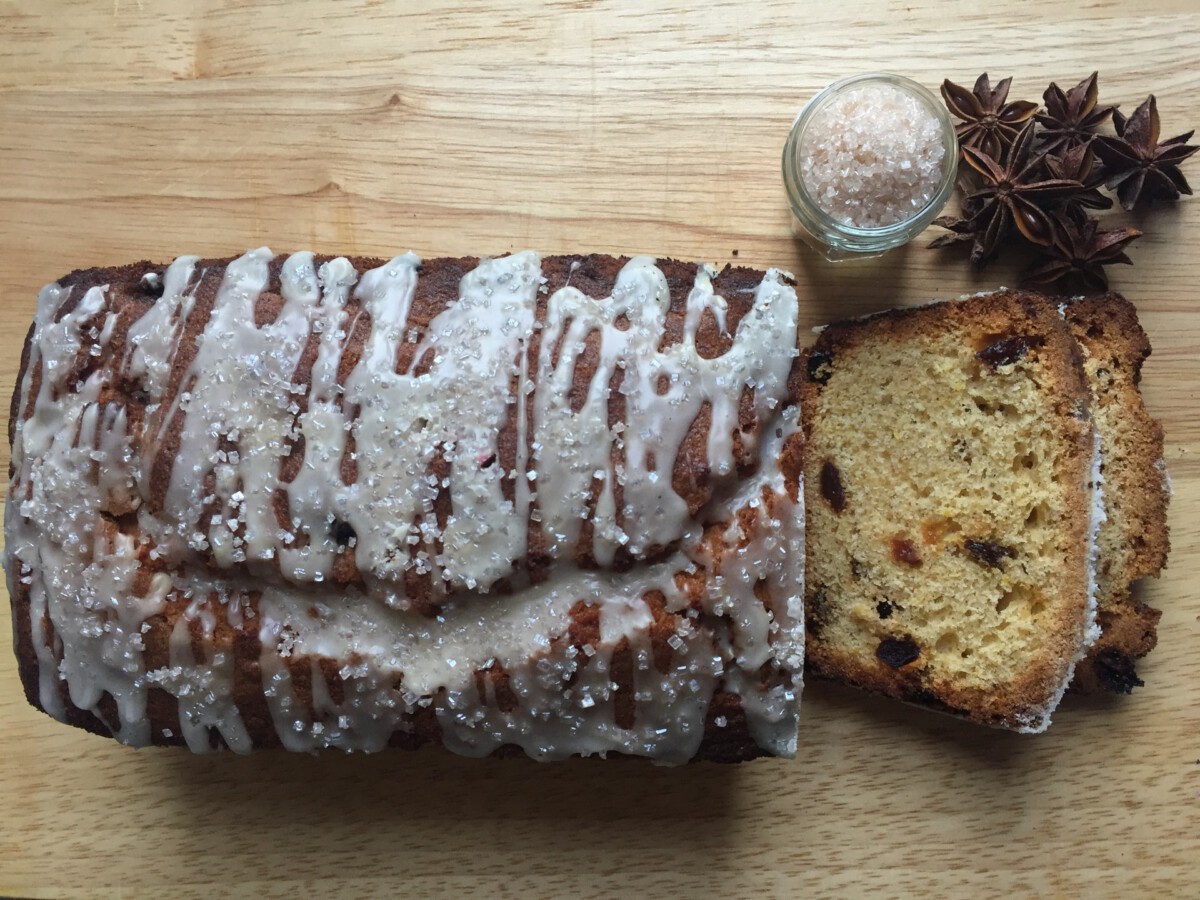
xmin=799 ymin=82 xmax=947 ymax=229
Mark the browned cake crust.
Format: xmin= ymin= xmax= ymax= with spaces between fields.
xmin=7 ymin=251 xmax=806 ymax=762
xmin=800 ymin=291 xmax=1097 ymax=732
xmin=1063 ymin=295 xmax=1170 ymax=694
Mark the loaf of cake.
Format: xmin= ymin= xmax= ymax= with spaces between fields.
xmin=5 ymin=249 xmax=806 ymax=762
xmin=800 ymin=291 xmax=1102 ymax=732
xmin=1062 ymin=295 xmax=1170 ymax=693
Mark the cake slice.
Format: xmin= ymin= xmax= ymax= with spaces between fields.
xmin=1063 ymin=295 xmax=1170 ymax=693
xmin=800 ymin=290 xmax=1100 ymax=732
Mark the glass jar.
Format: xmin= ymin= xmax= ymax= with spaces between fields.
xmin=782 ymin=74 xmax=958 ymax=260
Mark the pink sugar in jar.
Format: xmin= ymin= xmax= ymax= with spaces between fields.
xmin=783 ymin=74 xmax=958 ymax=260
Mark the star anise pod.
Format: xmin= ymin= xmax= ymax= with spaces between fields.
xmin=1035 ymin=72 xmax=1116 ymax=155
xmin=1094 ymin=95 xmax=1199 ymax=209
xmin=1041 ymin=142 xmax=1113 ymax=216
xmin=941 ymin=73 xmax=1039 ymax=162
xmin=1024 ymin=213 xmax=1141 ymax=294
xmin=930 ymin=122 xmax=1082 ymax=266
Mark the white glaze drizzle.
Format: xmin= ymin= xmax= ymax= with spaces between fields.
xmin=7 ymin=251 xmax=805 ymax=761
xmin=277 ymin=253 xmax=358 ymax=580
xmin=340 ymin=251 xmax=541 ymax=593
xmin=6 ymin=284 xmax=173 ymax=744
xmin=152 ymin=612 xmax=253 ymax=753
xmin=535 ymin=259 xmax=796 ymax=564
xmin=149 ymin=247 xmax=316 ymax=568
xmin=708 ymin=408 xmax=805 ymax=754
xmin=251 ymin=550 xmax=720 ymax=761
xmin=125 ymin=255 xmax=200 ymax=404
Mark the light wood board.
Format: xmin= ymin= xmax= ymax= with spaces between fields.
xmin=1 ymin=1 xmax=1197 ymax=897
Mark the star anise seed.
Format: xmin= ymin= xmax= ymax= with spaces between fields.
xmin=1041 ymin=143 xmax=1113 ymax=216
xmin=1024 ymin=214 xmax=1141 ymax=294
xmin=928 ymin=215 xmax=978 ymax=250
xmin=937 ymin=121 xmax=1083 ymax=266
xmin=941 ymin=73 xmax=1039 ymax=163
xmin=1094 ymin=95 xmax=1199 ymax=210
xmin=1035 ymin=72 xmax=1117 ymax=155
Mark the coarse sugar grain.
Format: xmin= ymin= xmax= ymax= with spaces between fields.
xmin=799 ymin=83 xmax=947 ymax=229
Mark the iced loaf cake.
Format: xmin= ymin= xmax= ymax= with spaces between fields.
xmin=6 ymin=249 xmax=806 ymax=762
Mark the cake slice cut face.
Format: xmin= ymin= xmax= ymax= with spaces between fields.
xmin=801 ymin=291 xmax=1099 ymax=732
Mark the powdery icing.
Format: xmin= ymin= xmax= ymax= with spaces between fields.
xmin=6 ymin=250 xmax=805 ymax=763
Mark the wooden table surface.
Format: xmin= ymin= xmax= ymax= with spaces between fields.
xmin=1 ymin=1 xmax=1197 ymax=897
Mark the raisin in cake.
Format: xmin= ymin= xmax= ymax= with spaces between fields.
xmin=6 ymin=249 xmax=806 ymax=762
xmin=800 ymin=290 xmax=1100 ymax=732
xmin=1063 ymin=295 xmax=1170 ymax=693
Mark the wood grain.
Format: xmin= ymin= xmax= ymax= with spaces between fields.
xmin=1 ymin=1 xmax=1197 ymax=897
